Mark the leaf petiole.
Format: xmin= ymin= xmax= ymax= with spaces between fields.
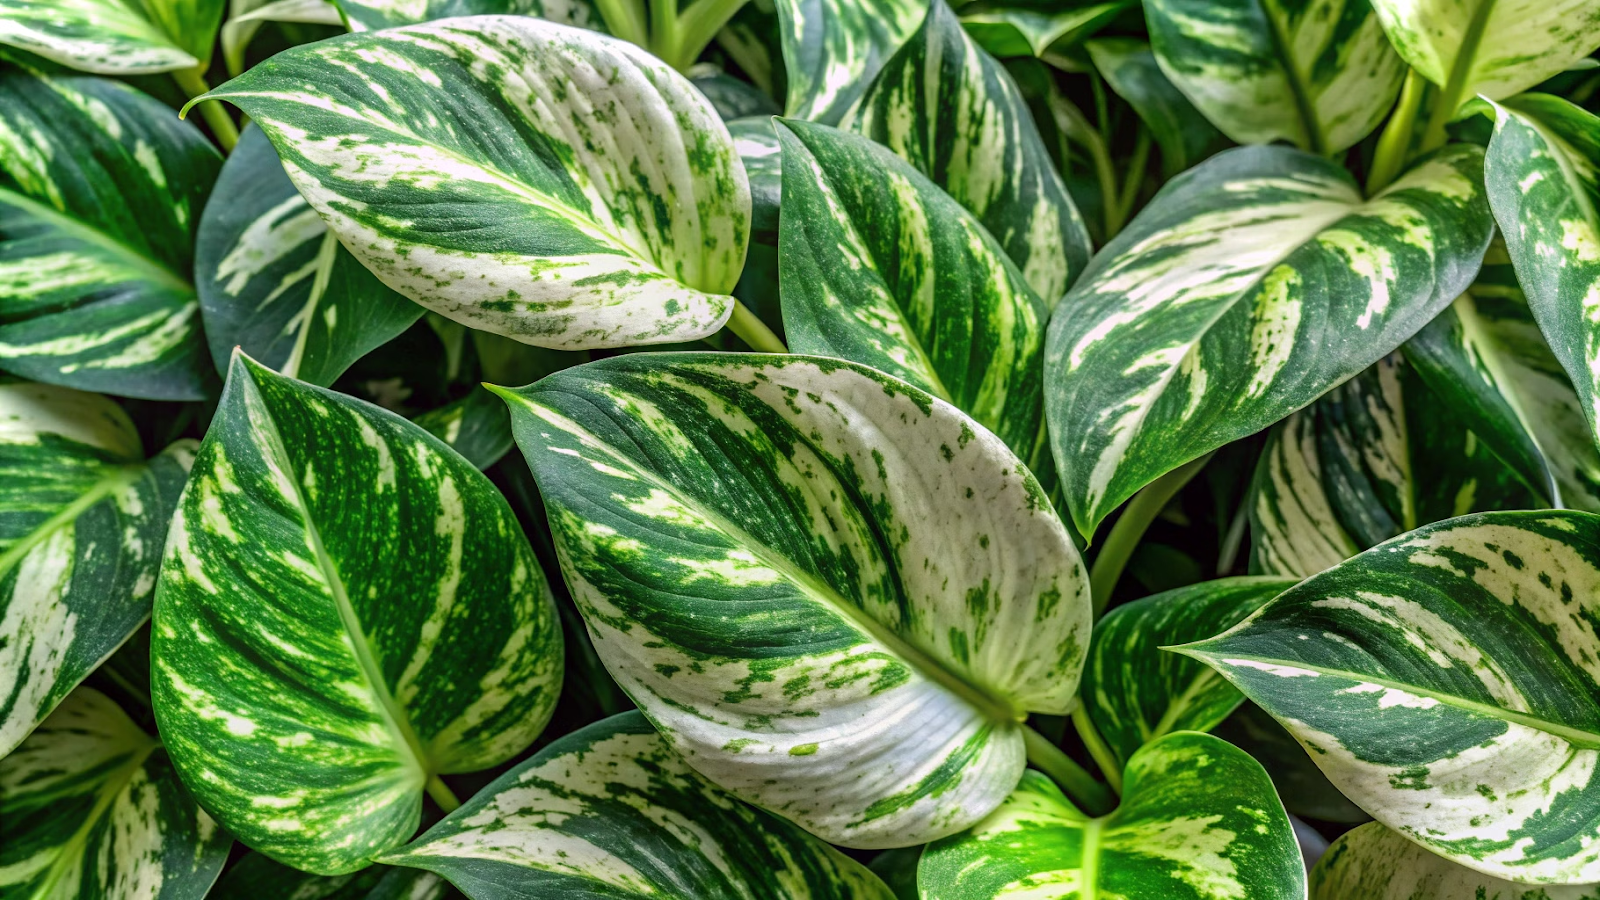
xmin=725 ymin=299 xmax=788 ymax=353
xmin=1071 ymin=706 xmax=1123 ymax=795
xmin=1088 ymin=453 xmax=1213 ymax=617
xmin=1366 ymin=68 xmax=1426 ymax=195
xmin=425 ymin=774 xmax=462 ymax=813
xmin=1023 ymin=724 xmax=1115 ymax=816
xmin=172 ymin=66 xmax=239 ymax=153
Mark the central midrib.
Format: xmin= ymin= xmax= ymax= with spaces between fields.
xmin=1258 ymin=0 xmax=1327 ymax=155
xmin=0 ymin=466 xmax=143 ymax=583
xmin=1079 ymin=815 xmax=1105 ymax=897
xmin=29 ymin=737 xmax=160 ymax=900
xmin=0 ymin=185 xmax=191 ymax=296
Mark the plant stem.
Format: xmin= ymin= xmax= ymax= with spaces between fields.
xmin=1022 ymin=724 xmax=1115 ymax=816
xmin=1419 ymin=0 xmax=1495 ymax=153
xmin=1089 ymin=453 xmax=1213 ymax=617
xmin=1366 ymin=68 xmax=1425 ymax=195
xmin=1113 ymin=127 xmax=1151 ymax=229
xmin=172 ymin=66 xmax=239 ymax=152
xmin=425 ymin=774 xmax=461 ymax=812
xmin=651 ymin=0 xmax=679 ymax=68
xmin=674 ymin=0 xmax=751 ymax=70
xmin=724 ymin=299 xmax=787 ymax=353
xmin=594 ymin=0 xmax=649 ymax=47
xmin=1071 ymin=706 xmax=1123 ymax=795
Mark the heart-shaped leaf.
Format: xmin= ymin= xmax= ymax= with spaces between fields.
xmin=197 ymin=15 xmax=750 ymax=351
xmin=1370 ymin=0 xmax=1600 ymax=102
xmin=383 ymin=711 xmax=896 ymax=899
xmin=1086 ymin=38 xmax=1227 ymax=179
xmin=1045 ymin=144 xmax=1492 ymax=540
xmin=336 ymin=0 xmax=606 ymax=31
xmin=498 ymin=353 xmax=1090 ymax=848
xmin=848 ymin=0 xmax=1091 ymax=305
xmin=1146 ymin=0 xmax=1404 ymax=154
xmin=151 ymin=353 xmax=564 ymax=874
xmin=918 ymin=732 xmax=1304 ymax=900
xmin=0 ymin=67 xmax=218 ymax=400
xmin=0 ymin=381 xmax=193 ymax=757
xmin=775 ymin=0 xmax=925 ymax=125
xmin=0 ymin=0 xmax=224 ymax=73
xmin=0 ymin=686 xmax=232 ymax=900
xmin=1182 ymin=510 xmax=1600 ymax=884
xmin=1313 ymin=822 xmax=1600 ymax=899
xmin=212 ymin=852 xmax=457 ymax=900
xmin=776 ymin=119 xmax=1048 ymax=460
xmin=196 ymin=125 xmax=422 ymax=387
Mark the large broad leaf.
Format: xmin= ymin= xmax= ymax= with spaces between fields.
xmin=1182 ymin=510 xmax=1600 ymax=884
xmin=0 ymin=687 xmax=231 ymax=900
xmin=1145 ymin=0 xmax=1403 ymax=154
xmin=151 ymin=353 xmax=564 ymax=875
xmin=1215 ymin=701 xmax=1370 ymax=824
xmin=775 ymin=0 xmax=925 ymax=126
xmin=1086 ymin=37 xmax=1227 ymax=179
xmin=498 ymin=353 xmax=1090 ymax=848
xmin=1313 ymin=822 xmax=1600 ymax=899
xmin=0 ymin=381 xmax=193 ymax=757
xmin=1370 ymin=0 xmax=1600 ymax=102
xmin=959 ymin=2 xmax=1130 ymax=60
xmin=0 ymin=0 xmax=224 ymax=73
xmin=0 ymin=67 xmax=218 ymax=400
xmin=221 ymin=0 xmax=344 ymax=76
xmin=776 ymin=120 xmax=1047 ymax=459
xmin=198 ymin=16 xmax=750 ymax=351
xmin=384 ymin=711 xmax=896 ymax=899
xmin=918 ymin=732 xmax=1304 ymax=900
xmin=1045 ymin=144 xmax=1492 ymax=540
xmin=212 ymin=852 xmax=456 ymax=900
xmin=847 ymin=0 xmax=1090 ymax=305
xmin=335 ymin=0 xmax=605 ymax=31
xmin=1081 ymin=577 xmax=1295 ymax=769
xmin=196 ymin=126 xmax=421 ymax=387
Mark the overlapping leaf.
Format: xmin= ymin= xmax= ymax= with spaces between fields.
xmin=919 ymin=732 xmax=1304 ymax=900
xmin=413 ymin=387 xmax=514 ymax=470
xmin=1183 ymin=510 xmax=1600 ymax=884
xmin=959 ymin=2 xmax=1129 ymax=59
xmin=848 ymin=0 xmax=1091 ymax=304
xmin=151 ymin=354 xmax=563 ymax=874
xmin=221 ymin=0 xmax=344 ymax=76
xmin=1370 ymin=0 xmax=1600 ymax=102
xmin=1313 ymin=822 xmax=1600 ymax=900
xmin=384 ymin=712 xmax=896 ymax=899
xmin=1045 ymin=144 xmax=1492 ymax=539
xmin=0 ymin=0 xmax=224 ymax=73
xmin=498 ymin=353 xmax=1090 ymax=848
xmin=729 ymin=116 xmax=783 ymax=236
xmin=335 ymin=0 xmax=605 ymax=32
xmin=1087 ymin=37 xmax=1227 ymax=178
xmin=0 ymin=67 xmax=218 ymax=400
xmin=198 ymin=16 xmax=750 ymax=350
xmin=0 ymin=381 xmax=193 ymax=758
xmin=212 ymin=852 xmax=456 ymax=900
xmin=775 ymin=0 xmax=924 ymax=125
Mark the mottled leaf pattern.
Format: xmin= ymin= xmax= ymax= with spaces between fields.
xmin=413 ymin=387 xmax=513 ymax=471
xmin=1313 ymin=822 xmax=1600 ymax=900
xmin=336 ymin=0 xmax=605 ymax=32
xmin=151 ymin=354 xmax=563 ymax=874
xmin=1370 ymin=0 xmax=1600 ymax=101
xmin=729 ymin=116 xmax=783 ymax=236
xmin=221 ymin=0 xmax=344 ymax=76
xmin=960 ymin=2 xmax=1129 ymax=59
xmin=499 ymin=353 xmax=1089 ymax=848
xmin=211 ymin=852 xmax=455 ymax=900
xmin=0 ymin=0 xmax=215 ymax=73
xmin=775 ymin=0 xmax=925 ymax=125
xmin=1087 ymin=37 xmax=1227 ymax=178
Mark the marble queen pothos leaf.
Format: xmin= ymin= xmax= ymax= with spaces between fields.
xmin=0 ymin=381 xmax=193 ymax=759
xmin=0 ymin=686 xmax=232 ymax=900
xmin=1369 ymin=0 xmax=1600 ymax=102
xmin=847 ymin=0 xmax=1092 ymax=306
xmin=918 ymin=731 xmax=1304 ymax=900
xmin=195 ymin=125 xmax=422 ymax=387
xmin=211 ymin=851 xmax=456 ymax=900
xmin=0 ymin=0 xmax=223 ymax=74
xmin=151 ymin=353 xmax=563 ymax=875
xmin=774 ymin=0 xmax=926 ymax=126
xmin=383 ymin=712 xmax=895 ymax=899
xmin=1045 ymin=143 xmax=1492 ymax=540
xmin=1145 ymin=0 xmax=1404 ymax=155
xmin=335 ymin=0 xmax=606 ymax=32
xmin=1181 ymin=510 xmax=1600 ymax=884
xmin=1312 ymin=822 xmax=1600 ymax=900
xmin=497 ymin=353 xmax=1090 ymax=849
xmin=0 ymin=67 xmax=218 ymax=400
xmin=196 ymin=15 xmax=750 ymax=351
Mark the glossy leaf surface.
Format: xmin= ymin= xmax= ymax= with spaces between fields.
xmin=211 ymin=852 xmax=455 ymax=900
xmin=336 ymin=0 xmax=605 ymax=31
xmin=1371 ymin=0 xmax=1600 ymax=101
xmin=1313 ymin=822 xmax=1600 ymax=899
xmin=0 ymin=0 xmax=222 ymax=73
xmin=1087 ymin=37 xmax=1226 ymax=178
xmin=775 ymin=0 xmax=924 ymax=125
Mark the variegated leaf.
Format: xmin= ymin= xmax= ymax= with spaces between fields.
xmin=0 ymin=687 xmax=231 ymax=900
xmin=196 ymin=126 xmax=421 ymax=387
xmin=335 ymin=0 xmax=605 ymax=32
xmin=413 ymin=387 xmax=513 ymax=470
xmin=212 ymin=852 xmax=456 ymax=900
xmin=1045 ymin=144 xmax=1492 ymax=540
xmin=1313 ymin=822 xmax=1600 ymax=900
xmin=959 ymin=2 xmax=1129 ymax=59
xmin=848 ymin=0 xmax=1091 ymax=305
xmin=1215 ymin=701 xmax=1370 ymax=824
xmin=150 ymin=353 xmax=564 ymax=875
xmin=1081 ymin=577 xmax=1295 ymax=769
xmin=919 ymin=732 xmax=1304 ymax=900
xmin=1370 ymin=0 xmax=1600 ymax=102
xmin=0 ymin=381 xmax=193 ymax=758
xmin=0 ymin=67 xmax=218 ymax=400
xmin=776 ymin=119 xmax=1047 ymax=459
xmin=729 ymin=116 xmax=783 ymax=236
xmin=498 ymin=353 xmax=1090 ymax=848
xmin=384 ymin=711 xmax=896 ymax=899
xmin=775 ymin=0 xmax=924 ymax=125
xmin=692 ymin=67 xmax=781 ymax=121
xmin=1250 ymin=352 xmax=1537 ymax=579
xmin=0 ymin=0 xmax=222 ymax=73
xmin=221 ymin=0 xmax=344 ymax=76
xmin=197 ymin=16 xmax=750 ymax=351
xmin=1182 ymin=510 xmax=1600 ymax=884
xmin=1145 ymin=0 xmax=1404 ymax=154
xmin=1086 ymin=37 xmax=1227 ymax=178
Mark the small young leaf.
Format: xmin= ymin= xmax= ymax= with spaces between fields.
xmin=774 ymin=0 xmax=925 ymax=125
xmin=1370 ymin=0 xmax=1600 ymax=102
xmin=1313 ymin=822 xmax=1599 ymax=899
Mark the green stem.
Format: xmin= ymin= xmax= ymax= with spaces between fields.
xmin=172 ymin=66 xmax=239 ymax=152
xmin=1089 ymin=453 xmax=1213 ymax=617
xmin=425 ymin=774 xmax=462 ymax=812
xmin=1071 ymin=706 xmax=1123 ymax=795
xmin=651 ymin=0 xmax=679 ymax=69
xmin=1112 ymin=127 xmax=1151 ymax=231
xmin=1366 ymin=68 xmax=1426 ymax=195
xmin=595 ymin=0 xmax=649 ymax=47
xmin=674 ymin=0 xmax=751 ymax=70
xmin=1023 ymin=725 xmax=1115 ymax=816
xmin=724 ymin=299 xmax=787 ymax=353
xmin=1419 ymin=0 xmax=1496 ymax=153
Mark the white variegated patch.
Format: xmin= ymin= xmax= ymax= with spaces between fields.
xmin=1371 ymin=0 xmax=1600 ymax=100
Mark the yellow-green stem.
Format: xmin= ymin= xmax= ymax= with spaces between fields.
xmin=1089 ymin=453 xmax=1213 ymax=617
xmin=725 ymin=299 xmax=787 ymax=353
xmin=595 ymin=0 xmax=649 ymax=47
xmin=674 ymin=0 xmax=751 ymax=70
xmin=1419 ymin=0 xmax=1496 ymax=153
xmin=1023 ymin=725 xmax=1115 ymax=816
xmin=425 ymin=774 xmax=461 ymax=812
xmin=1367 ymin=68 xmax=1426 ymax=195
xmin=172 ymin=66 xmax=239 ymax=153
xmin=1071 ymin=706 xmax=1123 ymax=794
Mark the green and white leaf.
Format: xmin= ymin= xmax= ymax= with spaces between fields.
xmin=413 ymin=387 xmax=514 ymax=471
xmin=199 ymin=16 xmax=749 ymax=351
xmin=959 ymin=1 xmax=1129 ymax=59
xmin=918 ymin=732 xmax=1304 ymax=900
xmin=384 ymin=711 xmax=896 ymax=899
xmin=1045 ymin=144 xmax=1492 ymax=540
xmin=0 ymin=381 xmax=193 ymax=758
xmin=498 ymin=353 xmax=1089 ymax=848
xmin=0 ymin=0 xmax=223 ymax=73
xmin=774 ymin=0 xmax=925 ymax=125
xmin=196 ymin=125 xmax=422 ymax=387
xmin=692 ymin=66 xmax=781 ymax=121
xmin=1145 ymin=0 xmax=1404 ymax=154
xmin=848 ymin=0 xmax=1091 ymax=305
xmin=1081 ymin=577 xmax=1295 ymax=768
xmin=1215 ymin=701 xmax=1370 ymax=824
xmin=221 ymin=0 xmax=343 ymax=76
xmin=1183 ymin=510 xmax=1600 ymax=884
xmin=0 ymin=68 xmax=218 ymax=400
xmin=1313 ymin=822 xmax=1600 ymax=900
xmin=0 ymin=687 xmax=231 ymax=900
xmin=211 ymin=852 xmax=455 ymax=900
xmin=335 ymin=0 xmax=605 ymax=32
xmin=1086 ymin=37 xmax=1227 ymax=178
xmin=729 ymin=116 xmax=783 ymax=236
xmin=776 ymin=119 xmax=1047 ymax=459
xmin=1370 ymin=0 xmax=1600 ymax=101
xmin=151 ymin=353 xmax=563 ymax=874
